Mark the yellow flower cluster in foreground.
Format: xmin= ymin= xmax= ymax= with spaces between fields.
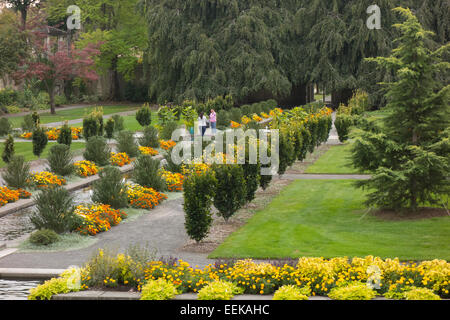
xmin=29 ymin=172 xmax=66 ymax=189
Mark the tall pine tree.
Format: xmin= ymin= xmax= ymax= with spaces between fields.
xmin=351 ymin=8 xmax=450 ymax=211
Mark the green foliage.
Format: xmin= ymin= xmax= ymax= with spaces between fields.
xmin=28 ymin=277 xmax=71 ymax=300
xmin=216 ymin=110 xmax=230 ymax=129
xmin=105 ymin=118 xmax=115 ymax=139
xmin=328 ymin=282 xmax=376 ymax=300
xmin=157 ymin=106 xmax=176 ymax=125
xmin=83 ymin=108 xmax=104 ymax=139
xmin=2 ymin=134 xmax=14 ymax=164
xmin=273 ymin=285 xmax=310 ymax=300
xmin=384 ymin=286 xmax=441 ymax=300
xmin=29 ymin=229 xmax=60 ymax=246
xmin=30 ymin=187 xmax=79 ymax=234
xmin=213 ymin=164 xmax=246 ymax=222
xmin=112 ymin=114 xmax=124 ymax=132
xmin=32 ymin=126 xmax=48 ymax=158
xmin=140 ymin=278 xmax=180 ymax=300
xmin=2 ymin=155 xmax=30 ymax=189
xmin=229 ymin=108 xmax=242 ymax=123
xmin=57 ymin=124 xmax=72 ymax=146
xmin=92 ymin=166 xmax=128 ymax=209
xmin=0 ymin=117 xmax=12 ymax=136
xmin=241 ymin=151 xmax=261 ymax=203
xmin=47 ymin=144 xmax=74 ymax=177
xmin=334 ymin=114 xmax=354 ymax=143
xmin=163 ymin=151 xmax=183 ymax=174
xmin=83 ymin=136 xmax=111 ymax=166
xmin=21 ymin=114 xmax=36 ymax=132
xmin=278 ymin=130 xmax=295 ymax=175
xmin=183 ymin=171 xmax=217 ymax=243
xmin=197 ymin=281 xmax=243 ymax=301
xmin=132 ymin=155 xmax=166 ymax=191
xmin=181 ymin=105 xmax=198 ymax=129
xmin=159 ymin=121 xmax=179 ymax=141
xmin=116 ymin=130 xmax=139 ymax=158
xmin=0 ymin=88 xmax=18 ymax=107
xmin=347 ymin=90 xmax=369 ymax=115
xmin=139 ymin=125 xmax=159 ymax=148
xmin=136 ymin=103 xmax=152 ymax=127
xmin=353 ymin=8 xmax=450 ymax=210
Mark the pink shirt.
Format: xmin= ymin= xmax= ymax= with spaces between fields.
xmin=210 ymin=112 xmax=216 ymax=123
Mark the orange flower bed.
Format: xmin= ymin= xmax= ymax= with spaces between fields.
xmin=230 ymin=121 xmax=242 ymax=129
xmin=159 ymin=140 xmax=177 ymax=151
xmin=110 ymin=152 xmax=131 ymax=167
xmin=21 ymin=128 xmax=82 ymax=141
xmin=75 ymin=204 xmax=127 ymax=236
xmin=160 ymin=169 xmax=184 ymax=192
xmin=0 ymin=187 xmax=31 ymax=207
xmin=139 ymin=146 xmax=159 ymax=156
xmin=126 ymin=184 xmax=167 ymax=210
xmin=74 ymin=161 xmax=99 ymax=177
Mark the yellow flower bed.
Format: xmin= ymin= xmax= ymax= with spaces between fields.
xmin=74 ymin=161 xmax=99 ymax=177
xmin=160 ymin=169 xmax=184 ymax=192
xmin=29 ymin=172 xmax=67 ymax=189
xmin=252 ymin=114 xmax=263 ymax=122
xmin=110 ymin=152 xmax=131 ymax=167
xmin=139 ymin=146 xmax=159 ymax=156
xmin=32 ymin=255 xmax=450 ymax=300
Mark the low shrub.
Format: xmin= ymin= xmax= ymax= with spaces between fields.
xmin=273 ymin=285 xmax=310 ymax=300
xmin=140 ymin=278 xmax=180 ymax=300
xmin=229 ymin=108 xmax=243 ymax=123
xmin=197 ymin=281 xmax=243 ymax=300
xmin=139 ymin=126 xmax=159 ymax=148
xmin=30 ymin=186 xmax=79 ymax=234
xmin=334 ymin=114 xmax=354 ymax=143
xmin=328 ymin=282 xmax=377 ymax=300
xmin=28 ymin=278 xmax=71 ymax=300
xmin=105 ymin=118 xmax=115 ymax=139
xmin=403 ymin=287 xmax=441 ymax=301
xmin=112 ymin=115 xmax=124 ymax=132
xmin=29 ymin=229 xmax=60 ymax=246
xmin=0 ymin=117 xmax=12 ymax=136
xmin=213 ymin=164 xmax=246 ymax=222
xmin=2 ymin=155 xmax=30 ymax=189
xmin=385 ymin=286 xmax=441 ymax=300
xmin=183 ymin=171 xmax=216 ymax=242
xmin=132 ymin=155 xmax=166 ymax=192
xmin=32 ymin=126 xmax=48 ymax=158
xmin=159 ymin=121 xmax=179 ymax=141
xmin=21 ymin=114 xmax=36 ymax=132
xmin=83 ymin=136 xmax=111 ymax=166
xmin=136 ymin=103 xmax=152 ymax=127
xmin=116 ymin=130 xmax=139 ymax=158
xmin=92 ymin=166 xmax=128 ymax=209
xmin=46 ymin=144 xmax=74 ymax=176
xmin=2 ymin=135 xmax=15 ymax=164
xmin=57 ymin=124 xmax=72 ymax=146
xmin=6 ymin=105 xmax=20 ymax=114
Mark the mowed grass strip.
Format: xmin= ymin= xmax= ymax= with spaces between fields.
xmin=0 ymin=142 xmax=86 ymax=168
xmin=305 ymin=143 xmax=361 ymax=174
xmin=8 ymin=105 xmax=139 ymax=128
xmin=210 ymin=180 xmax=450 ymax=261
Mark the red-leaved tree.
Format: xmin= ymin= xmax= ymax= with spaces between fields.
xmin=15 ymin=13 xmax=101 ymax=114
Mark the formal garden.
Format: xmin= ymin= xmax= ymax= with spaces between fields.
xmin=0 ymin=0 xmax=448 ymax=304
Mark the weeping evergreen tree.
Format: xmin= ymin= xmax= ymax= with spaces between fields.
xmin=141 ymin=0 xmax=299 ymax=105
xmin=351 ymin=8 xmax=450 ymax=211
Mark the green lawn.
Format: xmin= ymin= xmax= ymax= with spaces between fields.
xmin=305 ymin=143 xmax=362 ymax=174
xmin=8 ymin=105 xmax=139 ymax=128
xmin=0 ymin=142 xmax=86 ymax=167
xmin=210 ymin=180 xmax=450 ymax=261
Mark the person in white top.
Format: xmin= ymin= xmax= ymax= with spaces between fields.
xmin=198 ymin=112 xmax=207 ymax=136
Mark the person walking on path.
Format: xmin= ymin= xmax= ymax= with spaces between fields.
xmin=198 ymin=112 xmax=207 ymax=136
xmin=209 ymin=109 xmax=217 ymax=135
